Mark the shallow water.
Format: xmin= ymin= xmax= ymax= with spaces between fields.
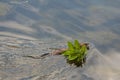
xmin=0 ymin=0 xmax=120 ymax=80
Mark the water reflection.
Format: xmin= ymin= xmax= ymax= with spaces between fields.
xmin=0 ymin=0 xmax=120 ymax=42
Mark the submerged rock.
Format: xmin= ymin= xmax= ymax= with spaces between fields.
xmin=0 ymin=37 xmax=119 ymax=80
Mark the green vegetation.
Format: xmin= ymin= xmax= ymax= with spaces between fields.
xmin=62 ymin=40 xmax=89 ymax=67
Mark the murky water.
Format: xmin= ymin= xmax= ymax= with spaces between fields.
xmin=0 ymin=0 xmax=120 ymax=80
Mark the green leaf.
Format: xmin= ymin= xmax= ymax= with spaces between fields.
xmin=74 ymin=40 xmax=80 ymax=49
xmin=67 ymin=41 xmax=74 ymax=50
xmin=77 ymin=58 xmax=81 ymax=62
xmin=79 ymin=45 xmax=87 ymax=59
xmin=68 ymin=55 xmax=78 ymax=60
xmin=62 ymin=39 xmax=88 ymax=67
xmin=62 ymin=50 xmax=71 ymax=56
xmin=82 ymin=45 xmax=87 ymax=54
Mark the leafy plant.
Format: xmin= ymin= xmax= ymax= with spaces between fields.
xmin=62 ymin=40 xmax=89 ymax=67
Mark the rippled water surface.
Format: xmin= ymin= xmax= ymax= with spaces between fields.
xmin=0 ymin=0 xmax=120 ymax=80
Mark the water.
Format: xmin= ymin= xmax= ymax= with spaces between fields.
xmin=0 ymin=0 xmax=120 ymax=80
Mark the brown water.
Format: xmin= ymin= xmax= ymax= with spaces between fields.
xmin=0 ymin=0 xmax=120 ymax=80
